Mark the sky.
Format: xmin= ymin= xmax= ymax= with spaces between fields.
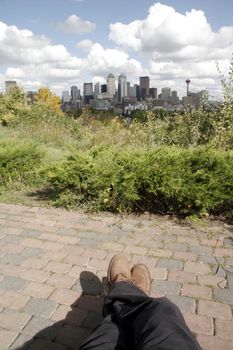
xmin=0 ymin=0 xmax=233 ymax=97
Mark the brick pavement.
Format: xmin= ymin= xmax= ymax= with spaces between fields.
xmin=0 ymin=203 xmax=232 ymax=349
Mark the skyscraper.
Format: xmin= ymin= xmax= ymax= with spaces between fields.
xmin=83 ymin=83 xmax=94 ymax=104
xmin=62 ymin=90 xmax=70 ymax=103
xmin=118 ymin=73 xmax=127 ymax=102
xmin=107 ymin=73 xmax=116 ymax=98
xmin=5 ymin=80 xmax=17 ymax=93
xmin=161 ymin=87 xmax=171 ymax=102
xmin=71 ymin=86 xmax=80 ymax=103
xmin=139 ymin=76 xmax=150 ymax=100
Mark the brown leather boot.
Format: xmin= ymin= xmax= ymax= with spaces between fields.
xmin=131 ymin=264 xmax=151 ymax=295
xmin=107 ymin=254 xmax=132 ymax=291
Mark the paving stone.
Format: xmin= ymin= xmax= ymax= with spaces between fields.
xmin=165 ymin=243 xmax=187 ymax=252
xmin=173 ymin=251 xmax=197 ymax=262
xmin=0 ymin=276 xmax=27 ymax=292
xmin=150 ymin=267 xmax=168 ymax=280
xmin=197 ymin=254 xmax=219 ymax=265
xmin=131 ymin=255 xmax=157 ymax=268
xmin=151 ymin=280 xmax=181 ymax=296
xmin=49 ymin=288 xmax=81 ymax=306
xmin=181 ymin=284 xmax=212 ymax=299
xmin=79 ymin=238 xmax=99 ymax=247
xmin=213 ymin=287 xmax=233 ymax=305
xmin=157 ymin=259 xmax=183 ymax=271
xmin=123 ymin=245 xmax=147 ymax=255
xmin=23 ymin=316 xmax=55 ymax=337
xmin=83 ymin=311 xmax=103 ymax=329
xmin=20 ymin=229 xmax=42 ymax=238
xmin=168 ymin=295 xmax=196 ymax=313
xmin=46 ymin=274 xmax=76 ymax=289
xmin=148 ymin=249 xmax=173 ymax=258
xmin=0 ymin=309 xmax=31 ymax=331
xmin=10 ymin=332 xmax=34 ymax=349
xmin=139 ymin=240 xmax=163 ymax=249
xmin=20 ymin=268 xmax=50 ymax=283
xmin=64 ymin=307 xmax=89 ymax=326
xmin=55 ymin=324 xmax=91 ymax=350
xmin=22 ymin=257 xmax=48 ymax=269
xmin=51 ymin=305 xmax=72 ymax=322
xmin=0 ymin=328 xmax=18 ymax=348
xmin=1 ymin=234 xmax=22 ymax=244
xmin=214 ymin=248 xmax=233 ymax=257
xmin=184 ymin=261 xmax=211 ymax=274
xmin=44 ymin=262 xmax=72 ymax=274
xmin=197 ymin=274 xmax=226 ymax=287
xmin=184 ymin=313 xmax=214 ymax=335
xmin=101 ymin=242 xmax=124 ymax=251
xmin=1 ymin=253 xmax=25 ymax=266
xmin=77 ymin=295 xmax=104 ymax=313
xmin=197 ymin=335 xmax=233 ymax=350
xmin=198 ymin=300 xmax=232 ymax=320
xmin=72 ymin=277 xmax=103 ymax=296
xmin=0 ymin=290 xmax=30 ymax=310
xmin=168 ymin=270 xmax=196 ymax=283
xmin=23 ymin=282 xmax=55 ymax=299
xmin=24 ymin=298 xmax=58 ymax=318
xmin=21 ymin=247 xmax=43 ymax=258
xmin=188 ymin=245 xmax=212 ymax=256
xmin=215 ymin=319 xmax=233 ymax=340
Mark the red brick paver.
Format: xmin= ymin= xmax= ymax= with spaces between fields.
xmin=0 ymin=203 xmax=232 ymax=350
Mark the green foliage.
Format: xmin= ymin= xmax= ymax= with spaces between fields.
xmin=0 ymin=141 xmax=43 ymax=190
xmin=0 ymin=87 xmax=28 ymax=126
xmin=47 ymin=146 xmax=233 ymax=215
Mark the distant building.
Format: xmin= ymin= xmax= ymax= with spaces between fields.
xmin=62 ymin=90 xmax=71 ymax=103
xmin=171 ymin=90 xmax=178 ymax=105
xmin=71 ymin=86 xmax=80 ymax=103
xmin=83 ymin=83 xmax=94 ymax=104
xmin=149 ymin=87 xmax=157 ymax=99
xmin=5 ymin=80 xmax=17 ymax=93
xmin=161 ymin=87 xmax=171 ymax=102
xmin=139 ymin=76 xmax=150 ymax=100
xmin=118 ymin=73 xmax=127 ymax=102
xmin=101 ymin=84 xmax=107 ymax=93
xmin=107 ymin=73 xmax=116 ymax=98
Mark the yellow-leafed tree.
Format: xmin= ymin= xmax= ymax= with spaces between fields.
xmin=36 ymin=87 xmax=61 ymax=113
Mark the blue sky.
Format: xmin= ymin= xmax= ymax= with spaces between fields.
xmin=0 ymin=0 xmax=232 ymax=96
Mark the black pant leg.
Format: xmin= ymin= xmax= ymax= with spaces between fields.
xmin=79 ymin=315 xmax=128 ymax=350
xmin=106 ymin=282 xmax=201 ymax=350
xmin=132 ymin=297 xmax=201 ymax=350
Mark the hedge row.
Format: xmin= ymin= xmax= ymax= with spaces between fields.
xmin=48 ymin=146 xmax=233 ymax=215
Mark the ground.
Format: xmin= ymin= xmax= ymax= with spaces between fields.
xmin=0 ymin=203 xmax=232 ymax=350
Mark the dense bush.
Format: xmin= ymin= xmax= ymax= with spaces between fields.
xmin=47 ymin=146 xmax=233 ymax=215
xmin=0 ymin=142 xmax=43 ymax=189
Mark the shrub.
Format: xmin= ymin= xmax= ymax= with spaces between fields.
xmin=47 ymin=146 xmax=233 ymax=215
xmin=0 ymin=142 xmax=43 ymax=189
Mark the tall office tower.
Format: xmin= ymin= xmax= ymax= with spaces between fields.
xmin=101 ymin=84 xmax=107 ymax=93
xmin=171 ymin=90 xmax=178 ymax=105
xmin=94 ymin=82 xmax=100 ymax=95
xmin=62 ymin=90 xmax=71 ymax=103
xmin=107 ymin=73 xmax=116 ymax=98
xmin=149 ymin=87 xmax=157 ymax=99
xmin=71 ymin=86 xmax=79 ymax=103
xmin=127 ymin=82 xmax=131 ymax=96
xmin=5 ymin=80 xmax=17 ymax=93
xmin=139 ymin=76 xmax=150 ymax=100
xmin=118 ymin=73 xmax=127 ymax=102
xmin=83 ymin=83 xmax=94 ymax=104
xmin=161 ymin=87 xmax=171 ymax=101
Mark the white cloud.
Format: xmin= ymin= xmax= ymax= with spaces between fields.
xmin=109 ymin=2 xmax=233 ymax=96
xmin=57 ymin=14 xmax=96 ymax=34
xmin=6 ymin=67 xmax=25 ymax=78
xmin=77 ymin=39 xmax=94 ymax=51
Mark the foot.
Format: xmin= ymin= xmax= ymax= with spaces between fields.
xmin=107 ymin=254 xmax=132 ymax=291
xmin=131 ymin=264 xmax=151 ymax=295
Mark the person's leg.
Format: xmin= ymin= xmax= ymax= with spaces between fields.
xmin=79 ymin=315 xmax=128 ymax=350
xmin=105 ymin=262 xmax=201 ymax=350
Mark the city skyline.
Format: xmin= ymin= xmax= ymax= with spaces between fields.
xmin=0 ymin=1 xmax=233 ymax=98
